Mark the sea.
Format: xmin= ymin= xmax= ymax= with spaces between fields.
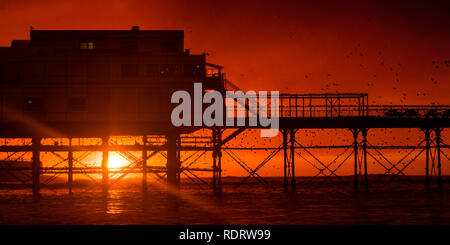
xmin=1 ymin=177 xmax=450 ymax=225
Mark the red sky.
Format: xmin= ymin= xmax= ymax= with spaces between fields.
xmin=0 ymin=0 xmax=449 ymax=177
xmin=1 ymin=0 xmax=450 ymax=105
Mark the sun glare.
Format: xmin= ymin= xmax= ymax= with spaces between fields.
xmin=108 ymin=154 xmax=128 ymax=169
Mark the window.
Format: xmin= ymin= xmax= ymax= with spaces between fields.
xmin=24 ymin=98 xmax=44 ymax=112
xmin=121 ymin=64 xmax=139 ymax=77
xmin=68 ymin=97 xmax=86 ymax=112
xmin=120 ymin=41 xmax=137 ymax=50
xmin=80 ymin=42 xmax=95 ymax=50
xmin=161 ymin=41 xmax=178 ymax=53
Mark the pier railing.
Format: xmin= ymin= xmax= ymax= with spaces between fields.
xmin=226 ymin=93 xmax=450 ymax=119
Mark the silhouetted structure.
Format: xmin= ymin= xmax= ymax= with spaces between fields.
xmin=0 ymin=27 xmax=224 ymax=194
xmin=0 ymin=26 xmax=224 ymax=136
xmin=0 ymin=28 xmax=449 ymax=196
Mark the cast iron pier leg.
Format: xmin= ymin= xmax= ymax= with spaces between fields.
xmin=282 ymin=130 xmax=288 ymax=190
xmin=212 ymin=130 xmax=217 ymax=191
xmin=167 ymin=133 xmax=180 ymax=189
xmin=217 ymin=130 xmax=223 ymax=192
xmin=424 ymin=129 xmax=430 ymax=190
xmin=212 ymin=129 xmax=223 ymax=193
xmin=289 ymin=129 xmax=296 ymax=190
xmin=362 ymin=128 xmax=368 ymax=192
xmin=102 ymin=136 xmax=109 ymax=193
xmin=32 ymin=136 xmax=41 ymax=197
xmin=352 ymin=129 xmax=359 ymax=192
xmin=436 ymin=128 xmax=442 ymax=190
xmin=68 ymin=137 xmax=73 ymax=195
xmin=142 ymin=135 xmax=148 ymax=192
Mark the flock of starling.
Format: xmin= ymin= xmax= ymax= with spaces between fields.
xmin=297 ymin=42 xmax=449 ymax=105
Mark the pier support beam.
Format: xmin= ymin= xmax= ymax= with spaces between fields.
xmin=435 ymin=128 xmax=442 ymax=190
xmin=68 ymin=138 xmax=73 ymax=195
xmin=424 ymin=129 xmax=431 ymax=190
xmin=101 ymin=136 xmax=109 ymax=192
xmin=289 ymin=129 xmax=296 ymax=190
xmin=212 ymin=132 xmax=217 ymax=191
xmin=282 ymin=129 xmax=296 ymax=191
xmin=32 ymin=136 xmax=41 ymax=197
xmin=282 ymin=130 xmax=288 ymax=190
xmin=352 ymin=129 xmax=359 ymax=191
xmin=142 ymin=135 xmax=148 ymax=192
xmin=167 ymin=133 xmax=180 ymax=189
xmin=362 ymin=128 xmax=368 ymax=192
xmin=212 ymin=129 xmax=223 ymax=192
xmin=217 ymin=132 xmax=222 ymax=192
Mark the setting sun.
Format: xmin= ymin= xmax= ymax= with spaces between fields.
xmin=108 ymin=153 xmax=128 ymax=169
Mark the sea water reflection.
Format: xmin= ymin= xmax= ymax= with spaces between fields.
xmin=1 ymin=180 xmax=450 ymax=225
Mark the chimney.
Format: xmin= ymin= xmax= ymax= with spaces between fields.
xmin=132 ymin=26 xmax=140 ymax=31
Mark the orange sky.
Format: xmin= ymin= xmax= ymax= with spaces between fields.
xmin=0 ymin=0 xmax=449 ymax=178
xmin=1 ymin=0 xmax=450 ymax=105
